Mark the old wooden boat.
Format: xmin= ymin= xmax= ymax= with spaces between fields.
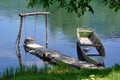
xmin=77 ymin=28 xmax=105 ymax=66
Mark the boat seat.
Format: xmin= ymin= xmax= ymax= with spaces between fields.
xmin=80 ymin=38 xmax=101 ymax=47
xmin=86 ymin=48 xmax=104 ymax=62
xmin=80 ymin=38 xmax=93 ymax=45
xmin=84 ymin=47 xmax=99 ymax=55
xmin=88 ymin=55 xmax=104 ymax=62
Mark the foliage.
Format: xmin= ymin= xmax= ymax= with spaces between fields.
xmin=1 ymin=64 xmax=120 ymax=80
xmin=0 ymin=65 xmax=48 ymax=80
xmin=26 ymin=0 xmax=120 ymax=17
xmin=27 ymin=0 xmax=94 ymax=17
xmin=81 ymin=75 xmax=96 ymax=80
xmin=103 ymin=0 xmax=120 ymax=12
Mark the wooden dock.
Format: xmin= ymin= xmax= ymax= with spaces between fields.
xmin=24 ymin=37 xmax=104 ymax=69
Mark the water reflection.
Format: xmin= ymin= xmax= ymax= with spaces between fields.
xmin=48 ymin=6 xmax=120 ymax=44
xmin=15 ymin=45 xmax=22 ymax=67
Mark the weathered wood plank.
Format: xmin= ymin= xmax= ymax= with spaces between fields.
xmin=24 ymin=37 xmax=104 ymax=69
xmin=19 ymin=12 xmax=49 ymax=17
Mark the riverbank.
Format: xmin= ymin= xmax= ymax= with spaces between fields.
xmin=0 ymin=63 xmax=120 ymax=80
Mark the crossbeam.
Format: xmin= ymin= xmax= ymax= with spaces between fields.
xmin=19 ymin=12 xmax=49 ymax=17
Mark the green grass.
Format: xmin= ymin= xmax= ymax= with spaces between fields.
xmin=79 ymin=32 xmax=92 ymax=37
xmin=1 ymin=63 xmax=120 ymax=80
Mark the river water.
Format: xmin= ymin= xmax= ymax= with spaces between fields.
xmin=0 ymin=0 xmax=120 ymax=74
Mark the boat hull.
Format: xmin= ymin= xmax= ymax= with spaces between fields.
xmin=76 ymin=28 xmax=105 ymax=66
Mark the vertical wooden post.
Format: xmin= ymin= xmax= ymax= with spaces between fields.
xmin=17 ymin=16 xmax=23 ymax=46
xmin=16 ymin=16 xmax=24 ymax=67
xmin=45 ymin=14 xmax=48 ymax=48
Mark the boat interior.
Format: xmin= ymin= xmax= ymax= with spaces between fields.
xmin=78 ymin=29 xmax=105 ymax=62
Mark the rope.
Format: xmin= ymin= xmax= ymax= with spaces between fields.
xmin=23 ymin=16 xmax=27 ymax=38
xmin=34 ymin=15 xmax=38 ymax=40
xmin=23 ymin=15 xmax=38 ymax=66
xmin=23 ymin=15 xmax=38 ymax=39
xmin=24 ymin=52 xmax=27 ymax=65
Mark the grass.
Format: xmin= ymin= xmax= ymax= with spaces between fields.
xmin=0 ymin=63 xmax=120 ymax=80
xmin=79 ymin=32 xmax=92 ymax=37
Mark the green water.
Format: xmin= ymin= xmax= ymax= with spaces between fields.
xmin=0 ymin=0 xmax=120 ymax=74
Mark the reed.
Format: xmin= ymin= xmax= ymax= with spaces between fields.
xmin=0 ymin=64 xmax=120 ymax=80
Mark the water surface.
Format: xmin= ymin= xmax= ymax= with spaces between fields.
xmin=0 ymin=0 xmax=120 ymax=75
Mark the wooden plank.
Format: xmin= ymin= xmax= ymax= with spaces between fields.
xmin=80 ymin=44 xmax=101 ymax=47
xmin=19 ymin=12 xmax=49 ymax=17
xmin=80 ymin=38 xmax=93 ymax=45
xmin=16 ymin=16 xmax=24 ymax=46
xmin=24 ymin=38 xmax=104 ymax=69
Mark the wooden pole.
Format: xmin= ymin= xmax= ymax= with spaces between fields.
xmin=17 ymin=16 xmax=24 ymax=46
xmin=19 ymin=12 xmax=49 ymax=17
xmin=45 ymin=14 xmax=48 ymax=48
xmin=16 ymin=16 xmax=24 ymax=67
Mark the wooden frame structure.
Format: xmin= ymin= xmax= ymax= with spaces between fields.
xmin=16 ymin=12 xmax=49 ymax=48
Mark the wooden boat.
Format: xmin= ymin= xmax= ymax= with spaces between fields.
xmin=77 ymin=28 xmax=105 ymax=66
